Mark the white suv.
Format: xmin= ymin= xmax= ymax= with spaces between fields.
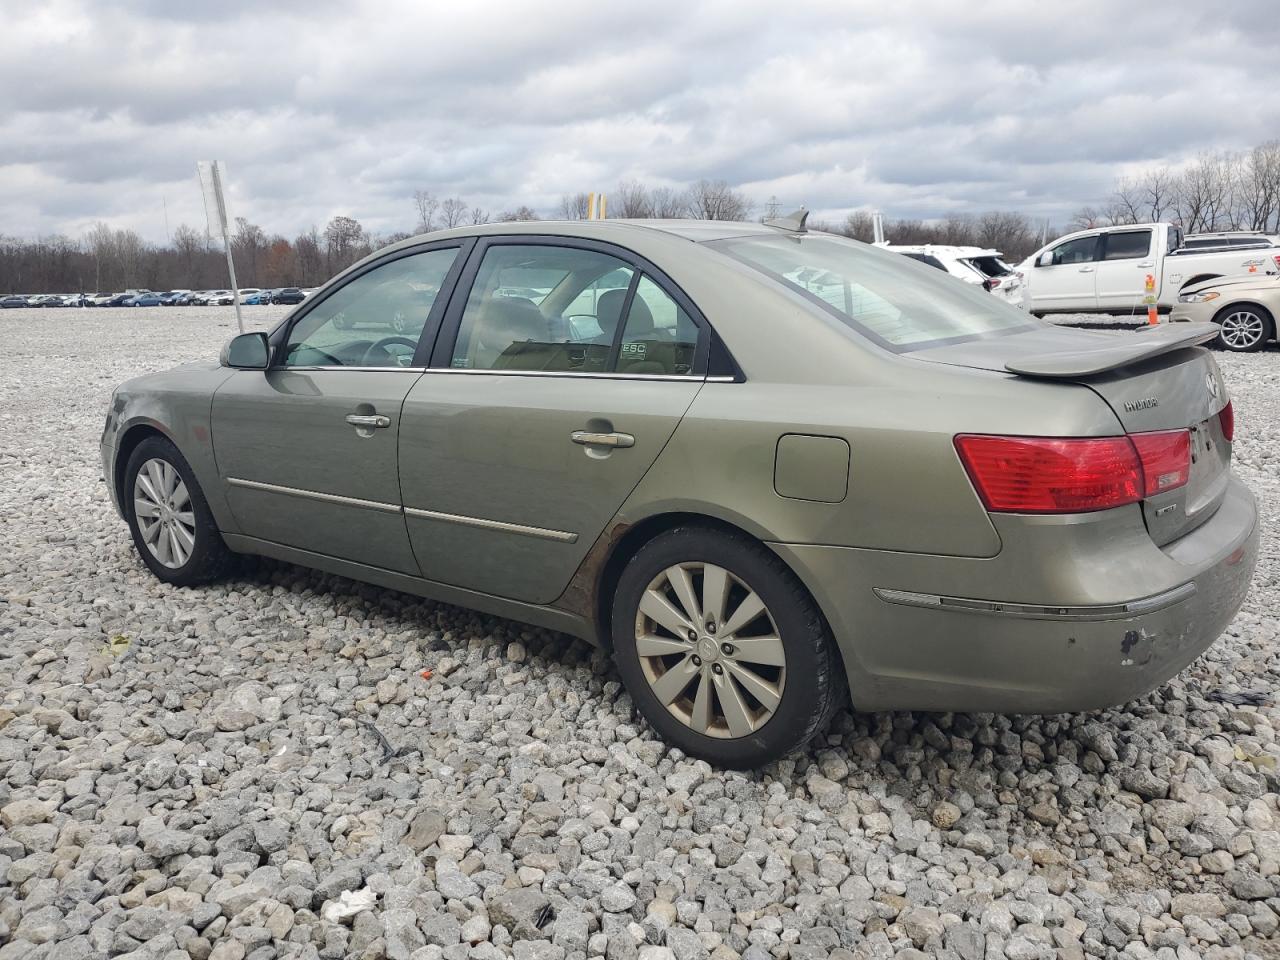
xmin=883 ymin=244 xmax=1025 ymax=308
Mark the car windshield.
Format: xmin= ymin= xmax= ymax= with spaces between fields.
xmin=712 ymin=233 xmax=1035 ymax=351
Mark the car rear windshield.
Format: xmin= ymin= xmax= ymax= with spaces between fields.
xmin=963 ymin=255 xmax=1013 ymax=278
xmin=711 ymin=234 xmax=1035 ymax=351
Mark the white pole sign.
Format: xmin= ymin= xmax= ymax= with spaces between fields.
xmin=196 ymin=160 xmax=245 ymax=334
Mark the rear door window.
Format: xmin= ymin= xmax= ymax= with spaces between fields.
xmin=1101 ymin=230 xmax=1153 ymax=261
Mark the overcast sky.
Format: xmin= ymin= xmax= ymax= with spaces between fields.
xmin=3 ymin=0 xmax=1278 ymax=242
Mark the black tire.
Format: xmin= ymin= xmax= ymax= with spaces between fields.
xmin=1213 ymin=304 xmax=1273 ymax=352
xmin=124 ymin=436 xmax=234 ymax=586
xmin=611 ymin=526 xmax=843 ymax=768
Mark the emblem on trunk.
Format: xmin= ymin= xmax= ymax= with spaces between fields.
xmin=1123 ymin=398 xmax=1159 ymax=412
xmin=1206 ymin=372 xmax=1219 ymax=399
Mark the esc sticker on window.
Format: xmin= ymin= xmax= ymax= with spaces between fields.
xmin=621 ymin=342 xmax=647 ymax=360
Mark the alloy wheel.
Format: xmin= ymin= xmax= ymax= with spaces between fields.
xmin=1219 ymin=310 xmax=1266 ymax=349
xmin=133 ymin=458 xmax=196 ymax=569
xmin=634 ymin=562 xmax=785 ymax=739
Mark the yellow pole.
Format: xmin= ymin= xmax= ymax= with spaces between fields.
xmin=599 ymin=194 xmax=607 ymax=219
xmin=586 ymin=192 xmax=595 ymax=220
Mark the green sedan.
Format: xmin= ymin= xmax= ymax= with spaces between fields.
xmin=102 ymin=217 xmax=1258 ymax=768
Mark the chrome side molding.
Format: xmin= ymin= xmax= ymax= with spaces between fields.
xmin=872 ymin=582 xmax=1197 ymax=621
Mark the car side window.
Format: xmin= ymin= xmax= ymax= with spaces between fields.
xmin=1102 ymin=230 xmax=1152 ymax=261
xmin=283 ymin=248 xmax=458 ymax=368
xmin=616 ymin=275 xmax=699 ymax=376
xmin=450 ymin=245 xmax=636 ymax=373
xmin=1049 ymin=236 xmax=1100 ymax=265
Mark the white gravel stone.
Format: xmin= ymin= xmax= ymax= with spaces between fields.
xmin=0 ymin=306 xmax=1277 ymax=959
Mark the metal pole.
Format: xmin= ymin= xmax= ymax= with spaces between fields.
xmin=211 ymin=163 xmax=245 ymax=334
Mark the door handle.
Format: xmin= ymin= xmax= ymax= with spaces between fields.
xmin=572 ymin=430 xmax=634 ymax=448
xmin=346 ymin=414 xmax=390 ymax=429
xmin=1078 ymin=266 xmax=1094 ymax=273
xmin=1137 ymin=260 xmax=1154 ymax=268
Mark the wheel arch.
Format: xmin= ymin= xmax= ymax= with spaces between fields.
xmin=586 ymin=512 xmax=845 ymax=682
xmin=112 ymin=421 xmax=175 ymax=509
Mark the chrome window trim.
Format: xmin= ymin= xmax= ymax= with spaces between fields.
xmin=271 ymin=366 xmax=735 ymax=382
xmin=420 ymin=368 xmax=729 ymax=383
xmin=872 ymin=582 xmax=1197 ymax=621
xmin=403 ymin=507 xmax=578 ymax=543
xmin=226 ymin=477 xmax=402 ymax=515
xmin=281 ymin=366 xmax=427 ymax=372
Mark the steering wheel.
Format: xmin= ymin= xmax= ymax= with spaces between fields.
xmin=363 ymin=336 xmax=419 ymax=366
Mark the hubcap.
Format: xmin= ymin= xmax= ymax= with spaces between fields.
xmin=635 ymin=562 xmax=785 ymax=739
xmin=1220 ymin=310 xmax=1265 ymax=348
xmin=133 ymin=458 xmax=196 ymax=569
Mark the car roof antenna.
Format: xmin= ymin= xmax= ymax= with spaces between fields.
xmin=763 ymin=207 xmax=809 ymax=233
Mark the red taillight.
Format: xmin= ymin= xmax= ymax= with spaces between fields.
xmin=955 ymin=435 xmax=1143 ymax=513
xmin=1219 ymin=400 xmax=1234 ymax=442
xmin=1131 ymin=430 xmax=1191 ymax=496
xmin=955 ymin=430 xmax=1191 ymax=514
xmin=1273 ymin=254 xmax=1280 ymax=273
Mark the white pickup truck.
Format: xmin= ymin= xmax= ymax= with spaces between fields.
xmin=1018 ymin=223 xmax=1280 ymax=315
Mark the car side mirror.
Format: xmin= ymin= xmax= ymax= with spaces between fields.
xmin=1037 ymin=251 xmax=1054 ymax=268
xmin=220 ymin=332 xmax=269 ymax=369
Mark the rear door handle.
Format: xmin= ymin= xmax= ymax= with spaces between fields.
xmin=1137 ymin=260 xmax=1154 ymax=268
xmin=346 ymin=414 xmax=390 ymax=429
xmin=572 ymin=430 xmax=634 ymax=448
xmin=1078 ymin=266 xmax=1094 ymax=273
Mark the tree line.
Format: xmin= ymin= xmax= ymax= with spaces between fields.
xmin=6 ymin=142 xmax=1279 ymax=294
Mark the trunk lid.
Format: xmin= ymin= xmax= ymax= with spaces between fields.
xmin=909 ymin=323 xmax=1232 ymax=545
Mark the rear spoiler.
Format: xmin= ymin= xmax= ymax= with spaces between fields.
xmin=1005 ymin=323 xmax=1220 ymax=378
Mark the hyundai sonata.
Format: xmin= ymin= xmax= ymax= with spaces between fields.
xmin=102 ymin=215 xmax=1257 ymax=767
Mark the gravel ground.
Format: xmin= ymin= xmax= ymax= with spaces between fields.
xmin=0 ymin=306 xmax=1277 ymax=960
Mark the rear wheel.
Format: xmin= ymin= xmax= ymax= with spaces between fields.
xmin=124 ymin=436 xmax=233 ymax=586
xmin=611 ymin=527 xmax=842 ymax=768
xmin=1214 ymin=305 xmax=1272 ymax=352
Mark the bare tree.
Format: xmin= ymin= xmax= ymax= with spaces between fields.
xmin=232 ymin=217 xmax=267 ymax=286
xmin=839 ymin=211 xmax=875 ymax=242
xmin=614 ymin=180 xmax=652 ymax=218
xmin=648 ymin=187 xmax=687 ymax=218
xmin=496 ymin=206 xmax=539 ymax=222
xmin=440 ymin=197 xmax=468 ymax=229
xmin=558 ymin=193 xmax=591 ymax=219
xmin=323 ymin=216 xmax=365 ymax=272
xmin=470 ymin=207 xmax=490 ymax=225
xmin=413 ymin=190 xmax=439 ymax=233
xmin=684 ymin=179 xmax=752 ymax=220
xmin=1237 ymin=141 xmax=1280 ymax=231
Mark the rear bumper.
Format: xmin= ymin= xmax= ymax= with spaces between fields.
xmin=772 ymin=475 xmax=1258 ymax=713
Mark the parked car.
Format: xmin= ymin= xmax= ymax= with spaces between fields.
xmin=1 ymin=294 xmax=29 ymax=308
xmin=159 ymin=290 xmax=191 ymax=305
xmin=86 ymin=293 xmax=116 ymax=306
xmin=271 ymin=287 xmax=306 ymax=305
xmin=101 ymin=218 xmax=1257 ymax=767
xmin=58 ymin=293 xmax=88 ymax=307
xmin=1169 ymin=275 xmax=1280 ymax=351
xmin=129 ymin=292 xmax=169 ymax=307
xmin=883 ymin=244 xmax=1024 ymax=307
xmin=104 ymin=293 xmax=137 ymax=307
xmin=1018 ymin=223 xmax=1280 ymax=315
xmin=242 ymin=290 xmax=275 ymax=305
xmin=194 ymin=290 xmax=233 ymax=306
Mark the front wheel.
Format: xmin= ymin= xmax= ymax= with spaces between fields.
xmin=124 ymin=436 xmax=234 ymax=586
xmin=1214 ymin=306 xmax=1272 ymax=352
xmin=611 ymin=527 xmax=842 ymax=768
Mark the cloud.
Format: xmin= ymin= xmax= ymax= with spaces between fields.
xmin=1 ymin=0 xmax=1277 ymax=240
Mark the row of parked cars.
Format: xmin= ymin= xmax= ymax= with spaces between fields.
xmin=0 ymin=287 xmax=311 ymax=308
